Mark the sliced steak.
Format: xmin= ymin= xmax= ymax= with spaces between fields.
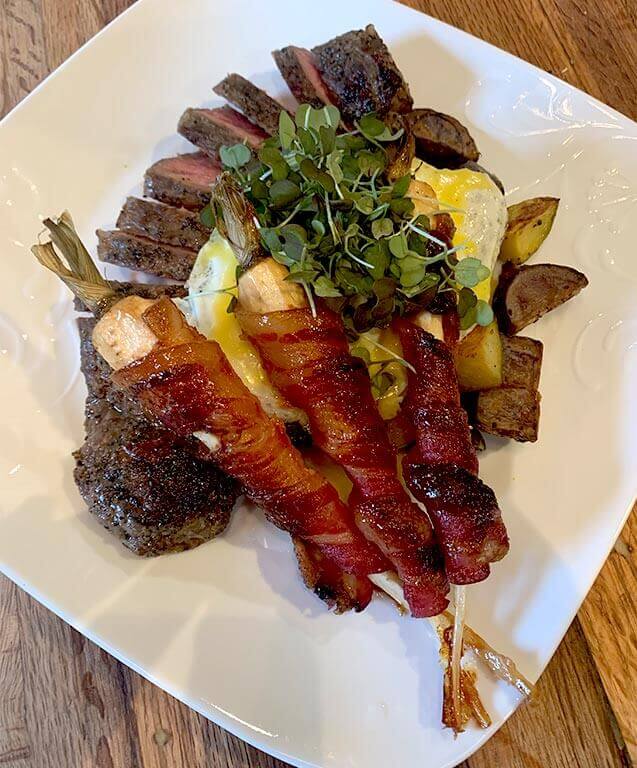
xmin=144 ymin=152 xmax=219 ymax=210
xmin=117 ymin=197 xmax=210 ymax=251
xmin=312 ymin=24 xmax=413 ymax=124
xmin=273 ymin=46 xmax=333 ymax=108
xmin=214 ymin=73 xmax=287 ymax=135
xmin=74 ymin=280 xmax=186 ymax=312
xmin=75 ymin=318 xmax=238 ymax=555
xmin=74 ymin=397 xmax=237 ymax=556
xmin=178 ymin=106 xmax=268 ymax=158
xmin=97 ymin=230 xmax=196 ymax=280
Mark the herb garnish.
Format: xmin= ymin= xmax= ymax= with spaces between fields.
xmin=202 ymin=105 xmax=493 ymax=333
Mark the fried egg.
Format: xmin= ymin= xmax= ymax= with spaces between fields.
xmin=177 ymin=229 xmax=305 ymax=425
xmin=412 ymin=159 xmax=507 ymax=303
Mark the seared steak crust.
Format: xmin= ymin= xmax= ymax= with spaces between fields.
xmin=117 ymin=197 xmax=210 ymax=251
xmin=312 ymin=24 xmax=413 ymax=124
xmin=77 ymin=316 xmax=143 ymax=418
xmin=214 ymin=74 xmax=286 ymax=135
xmin=144 ymin=153 xmax=219 ymax=210
xmin=74 ymin=318 xmax=238 ymax=556
xmin=74 ymin=399 xmax=236 ymax=556
xmin=97 ymin=229 xmax=196 ymax=280
xmin=178 ymin=107 xmax=268 ymax=158
xmin=272 ymin=47 xmax=325 ymax=108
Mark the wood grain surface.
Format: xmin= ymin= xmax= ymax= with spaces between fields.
xmin=1 ymin=1 xmax=635 ymax=766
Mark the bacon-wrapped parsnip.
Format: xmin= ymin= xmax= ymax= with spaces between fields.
xmin=32 ymin=214 xmax=389 ymax=607
xmin=393 ymin=316 xmax=509 ymax=731
xmin=213 ymin=174 xmax=513 ymax=729
xmin=212 ymin=174 xmax=449 ymax=618
xmin=237 ymin=304 xmax=450 ymax=617
xmin=396 ymin=318 xmax=509 ymax=585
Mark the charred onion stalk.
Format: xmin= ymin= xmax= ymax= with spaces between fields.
xmin=379 ymin=572 xmax=532 ymax=707
xmin=211 ymin=175 xmax=529 ymax=728
xmin=32 ymin=212 xmax=390 ymax=614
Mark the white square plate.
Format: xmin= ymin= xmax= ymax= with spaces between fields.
xmin=1 ymin=1 xmax=636 ymax=766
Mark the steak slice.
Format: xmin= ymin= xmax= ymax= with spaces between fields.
xmin=75 ymin=398 xmax=237 ymax=556
xmin=117 ymin=197 xmax=210 ymax=251
xmin=272 ymin=46 xmax=333 ymax=108
xmin=144 ymin=153 xmax=219 ymax=210
xmin=213 ymin=74 xmax=287 ymax=135
xmin=312 ymin=24 xmax=413 ymax=124
xmin=178 ymin=106 xmax=268 ymax=158
xmin=74 ymin=280 xmax=186 ymax=313
xmin=97 ymin=229 xmax=196 ymax=280
xmin=75 ymin=318 xmax=238 ymax=555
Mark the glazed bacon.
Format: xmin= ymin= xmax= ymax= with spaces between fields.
xmin=395 ymin=318 xmax=509 ymax=584
xmin=113 ymin=298 xmax=389 ymax=582
xmin=293 ymin=538 xmax=374 ymax=612
xmin=236 ymin=303 xmax=450 ymax=617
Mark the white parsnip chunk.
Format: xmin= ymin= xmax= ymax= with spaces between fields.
xmin=238 ymin=259 xmax=307 ymax=313
xmin=92 ymin=296 xmax=158 ymax=370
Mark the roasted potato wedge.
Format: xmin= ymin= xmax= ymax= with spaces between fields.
xmin=494 ymin=262 xmax=588 ymax=335
xmin=406 ymin=108 xmax=479 ymax=167
xmin=499 ymin=197 xmax=559 ymax=265
xmin=476 ymin=387 xmax=540 ymax=443
xmin=455 ymin=321 xmax=503 ymax=391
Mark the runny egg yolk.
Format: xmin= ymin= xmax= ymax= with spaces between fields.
xmin=179 ymin=230 xmax=305 ymax=424
xmin=183 ymin=230 xmax=258 ymax=376
xmin=412 ymin=159 xmax=507 ymax=303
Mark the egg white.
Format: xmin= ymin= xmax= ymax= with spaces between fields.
xmin=412 ymin=159 xmax=507 ymax=303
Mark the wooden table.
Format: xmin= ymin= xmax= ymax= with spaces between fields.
xmin=1 ymin=1 xmax=636 ymax=766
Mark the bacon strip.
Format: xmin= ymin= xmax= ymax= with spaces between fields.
xmin=236 ymin=304 xmax=449 ymax=617
xmin=113 ymin=298 xmax=389 ymax=581
xmin=293 ymin=538 xmax=374 ymax=613
xmin=395 ymin=318 xmax=509 ymax=584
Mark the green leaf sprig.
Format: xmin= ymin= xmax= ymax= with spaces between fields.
xmin=202 ymin=104 xmax=492 ymax=333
